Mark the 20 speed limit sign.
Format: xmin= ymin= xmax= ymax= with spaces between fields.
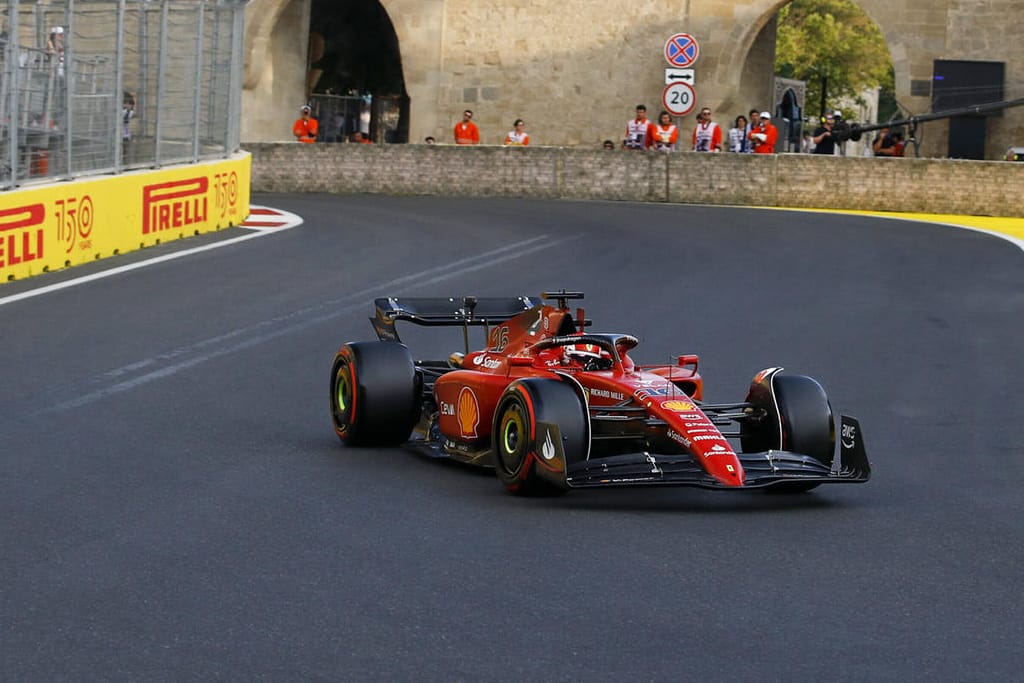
xmin=662 ymin=82 xmax=696 ymax=116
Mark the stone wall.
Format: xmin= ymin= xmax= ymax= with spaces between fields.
xmin=245 ymin=143 xmax=1024 ymax=217
xmin=241 ymin=0 xmax=1024 ymax=160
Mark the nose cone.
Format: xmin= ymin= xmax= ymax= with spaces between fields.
xmin=655 ymin=398 xmax=747 ymax=486
xmin=692 ymin=441 xmax=745 ymax=486
xmin=709 ymin=458 xmax=745 ymax=487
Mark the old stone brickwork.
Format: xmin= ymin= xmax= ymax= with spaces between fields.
xmin=244 ymin=143 xmax=1024 ymax=217
xmin=242 ymin=0 xmax=1024 ymax=160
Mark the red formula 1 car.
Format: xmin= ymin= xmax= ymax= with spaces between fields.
xmin=329 ymin=291 xmax=870 ymax=495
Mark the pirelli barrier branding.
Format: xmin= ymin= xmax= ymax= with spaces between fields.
xmin=0 ymin=154 xmax=251 ymax=283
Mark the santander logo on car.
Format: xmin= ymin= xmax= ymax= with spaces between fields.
xmin=471 ymin=354 xmax=502 ymax=370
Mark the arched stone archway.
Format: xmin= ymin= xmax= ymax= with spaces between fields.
xmin=241 ymin=0 xmax=441 ymax=143
xmin=713 ymin=1 xmax=919 ymax=126
xmin=242 ymin=0 xmax=311 ymax=141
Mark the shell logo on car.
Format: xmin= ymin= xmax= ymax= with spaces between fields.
xmin=457 ymin=387 xmax=480 ymax=438
xmin=662 ymin=400 xmax=697 ymax=412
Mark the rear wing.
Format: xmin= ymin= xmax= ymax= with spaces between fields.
xmin=371 ymin=296 xmax=539 ymax=343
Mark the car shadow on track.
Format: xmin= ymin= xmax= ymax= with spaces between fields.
xmin=535 ymin=487 xmax=848 ymax=514
xmin=322 ymin=441 xmax=863 ymax=513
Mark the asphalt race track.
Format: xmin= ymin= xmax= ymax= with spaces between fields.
xmin=2 ymin=194 xmax=1022 ymax=680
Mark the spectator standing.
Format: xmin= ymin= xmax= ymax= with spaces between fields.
xmin=625 ymin=104 xmax=654 ymax=150
xmin=47 ymin=26 xmax=65 ymax=76
xmin=504 ymin=119 xmax=530 ymax=146
xmin=748 ymin=111 xmax=778 ymax=154
xmin=330 ymin=112 xmax=346 ymax=143
xmin=454 ymin=110 xmax=480 ymax=145
xmin=811 ymin=113 xmax=837 ymax=155
xmin=872 ymin=126 xmax=897 ymax=156
xmin=122 ymin=92 xmax=136 ymax=145
xmin=292 ymin=105 xmax=318 ymax=143
xmin=692 ymin=107 xmax=723 ymax=152
xmin=801 ymin=131 xmax=814 ymax=153
xmin=743 ymin=110 xmax=761 ymax=153
xmin=728 ymin=115 xmax=749 ymax=152
xmin=653 ymin=111 xmax=679 ymax=151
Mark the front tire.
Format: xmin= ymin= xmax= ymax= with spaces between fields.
xmin=493 ymin=378 xmax=588 ymax=495
xmin=330 ymin=342 xmax=420 ymax=447
xmin=742 ymin=372 xmax=835 ymax=493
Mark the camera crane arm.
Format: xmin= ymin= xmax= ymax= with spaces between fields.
xmin=832 ymin=96 xmax=1024 ymax=146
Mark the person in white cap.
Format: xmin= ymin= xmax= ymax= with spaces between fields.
xmin=748 ymin=110 xmax=778 ymax=154
xmin=47 ymin=26 xmax=65 ymax=75
xmin=292 ymin=104 xmax=318 ymax=143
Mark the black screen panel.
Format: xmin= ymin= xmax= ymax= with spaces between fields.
xmin=932 ymin=60 xmax=1004 ymax=113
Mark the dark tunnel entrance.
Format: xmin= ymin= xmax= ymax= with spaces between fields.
xmin=307 ymin=0 xmax=408 ymax=143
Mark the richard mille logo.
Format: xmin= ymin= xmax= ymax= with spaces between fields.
xmin=541 ymin=430 xmax=556 ymax=460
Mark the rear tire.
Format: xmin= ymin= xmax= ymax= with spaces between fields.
xmin=330 ymin=342 xmax=420 ymax=447
xmin=743 ymin=373 xmax=835 ymax=493
xmin=493 ymin=379 xmax=588 ymax=495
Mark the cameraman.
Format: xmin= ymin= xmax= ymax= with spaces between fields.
xmin=872 ymin=125 xmax=898 ymax=156
xmin=811 ymin=112 xmax=837 ymax=155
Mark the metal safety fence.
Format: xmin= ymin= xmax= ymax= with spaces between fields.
xmin=1 ymin=0 xmax=247 ymax=189
xmin=306 ymin=93 xmax=406 ymax=144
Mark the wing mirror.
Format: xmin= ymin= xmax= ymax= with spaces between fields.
xmin=677 ymin=354 xmax=699 ymax=376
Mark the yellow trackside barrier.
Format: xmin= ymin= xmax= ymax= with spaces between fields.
xmin=0 ymin=153 xmax=251 ymax=283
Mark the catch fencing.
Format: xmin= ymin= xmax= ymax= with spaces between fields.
xmin=0 ymin=0 xmax=247 ymax=190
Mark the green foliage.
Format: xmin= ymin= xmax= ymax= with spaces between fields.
xmin=877 ymin=65 xmax=899 ymax=122
xmin=775 ymin=0 xmax=894 ymax=118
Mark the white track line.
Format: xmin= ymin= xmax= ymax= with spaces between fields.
xmin=41 ymin=234 xmax=577 ymax=412
xmin=0 ymin=205 xmax=303 ymax=307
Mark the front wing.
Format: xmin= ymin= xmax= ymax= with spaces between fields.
xmin=566 ymin=415 xmax=871 ymax=490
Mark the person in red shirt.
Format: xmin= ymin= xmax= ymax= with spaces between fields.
xmin=653 ymin=111 xmax=679 ymax=151
xmin=625 ymin=104 xmax=655 ymax=150
xmin=454 ymin=110 xmax=480 ymax=145
xmin=691 ymin=107 xmax=722 ymax=152
xmin=353 ymin=131 xmax=372 ymax=144
xmin=748 ymin=111 xmax=778 ymax=154
xmin=292 ymin=105 xmax=318 ymax=143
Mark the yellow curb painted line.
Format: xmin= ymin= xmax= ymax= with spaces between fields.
xmin=827 ymin=210 xmax=1024 ymax=240
xmin=764 ymin=207 xmax=1024 ymax=252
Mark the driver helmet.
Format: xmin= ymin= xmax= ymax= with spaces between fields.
xmin=563 ymin=343 xmax=613 ymax=370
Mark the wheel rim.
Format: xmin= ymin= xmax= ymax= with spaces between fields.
xmin=498 ymin=403 xmax=528 ymax=474
xmin=503 ymin=416 xmax=520 ymax=452
xmin=334 ymin=364 xmax=353 ymax=425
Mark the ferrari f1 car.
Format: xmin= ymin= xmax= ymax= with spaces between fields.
xmin=330 ymin=291 xmax=870 ymax=495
